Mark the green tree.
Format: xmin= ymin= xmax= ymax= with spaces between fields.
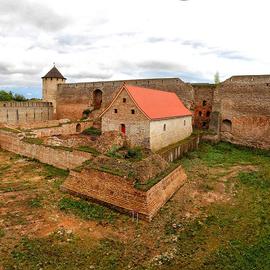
xmin=0 ymin=90 xmax=13 ymax=101
xmin=214 ymin=72 xmax=220 ymax=84
xmin=13 ymin=93 xmax=27 ymax=101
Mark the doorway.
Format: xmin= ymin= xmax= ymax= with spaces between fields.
xmin=120 ymin=124 xmax=126 ymax=134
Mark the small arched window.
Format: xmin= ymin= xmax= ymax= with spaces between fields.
xmin=184 ymin=120 xmax=186 ymax=126
xmin=203 ymin=100 xmax=207 ymax=106
xmin=114 ymin=109 xmax=118 ymax=113
xmin=206 ymin=111 xmax=211 ymax=117
xmin=163 ymin=124 xmax=166 ymax=131
xmin=199 ymin=111 xmax=202 ymax=117
xmin=131 ymin=109 xmax=135 ymax=114
xmin=123 ymin=98 xmax=126 ymax=103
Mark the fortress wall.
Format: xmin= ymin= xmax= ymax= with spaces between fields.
xmin=61 ymin=164 xmax=187 ymax=221
xmin=56 ymin=78 xmax=194 ymax=120
xmin=0 ymin=130 xmax=92 ymax=169
xmin=192 ymin=84 xmax=215 ymax=129
xmin=211 ymin=80 xmax=270 ymax=149
xmin=0 ymin=102 xmax=53 ymax=124
xmin=32 ymin=121 xmax=93 ymax=138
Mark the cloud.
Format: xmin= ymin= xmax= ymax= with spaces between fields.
xmin=0 ymin=0 xmax=70 ymax=32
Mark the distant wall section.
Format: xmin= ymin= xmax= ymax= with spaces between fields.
xmin=0 ymin=102 xmax=53 ymax=124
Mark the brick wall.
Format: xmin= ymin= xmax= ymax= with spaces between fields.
xmin=0 ymin=130 xmax=92 ymax=169
xmin=0 ymin=101 xmax=53 ymax=124
xmin=32 ymin=121 xmax=93 ymax=138
xmin=56 ymin=78 xmax=194 ymax=120
xmin=61 ymin=164 xmax=187 ymax=221
xmin=157 ymin=134 xmax=201 ymax=162
xmin=211 ymin=78 xmax=270 ymax=149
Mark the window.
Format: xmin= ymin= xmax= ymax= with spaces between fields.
xmin=206 ymin=111 xmax=211 ymax=117
xmin=203 ymin=100 xmax=207 ymax=106
xmin=131 ymin=109 xmax=135 ymax=114
xmin=199 ymin=111 xmax=202 ymax=117
xmin=202 ymin=122 xmax=207 ymax=128
xmin=114 ymin=109 xmax=118 ymax=113
xmin=123 ymin=98 xmax=126 ymax=103
xmin=184 ymin=120 xmax=186 ymax=126
xmin=163 ymin=124 xmax=166 ymax=131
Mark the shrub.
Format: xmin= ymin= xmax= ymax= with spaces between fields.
xmin=82 ymin=127 xmax=101 ymax=136
xmin=125 ymin=147 xmax=142 ymax=161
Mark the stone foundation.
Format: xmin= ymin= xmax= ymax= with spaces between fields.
xmin=61 ymin=165 xmax=187 ymax=221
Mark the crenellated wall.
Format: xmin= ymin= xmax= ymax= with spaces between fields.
xmin=0 ymin=101 xmax=53 ymax=124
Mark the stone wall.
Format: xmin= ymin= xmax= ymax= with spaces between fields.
xmin=150 ymin=116 xmax=193 ymax=152
xmin=101 ymin=88 xmax=151 ymax=148
xmin=0 ymin=130 xmax=92 ymax=169
xmin=56 ymin=78 xmax=194 ymax=120
xmin=157 ymin=134 xmax=201 ymax=162
xmin=192 ymin=84 xmax=215 ymax=129
xmin=32 ymin=121 xmax=93 ymax=138
xmin=210 ymin=76 xmax=270 ymax=149
xmin=61 ymin=164 xmax=187 ymax=221
xmin=0 ymin=101 xmax=53 ymax=124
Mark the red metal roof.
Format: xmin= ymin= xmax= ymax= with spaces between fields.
xmin=125 ymin=84 xmax=192 ymax=120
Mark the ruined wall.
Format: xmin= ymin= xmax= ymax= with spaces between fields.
xmin=210 ymin=76 xmax=270 ymax=149
xmin=192 ymin=84 xmax=215 ymax=129
xmin=32 ymin=121 xmax=93 ymax=138
xmin=150 ymin=116 xmax=193 ymax=152
xmin=101 ymin=88 xmax=151 ymax=148
xmin=0 ymin=102 xmax=53 ymax=124
xmin=56 ymin=78 xmax=194 ymax=120
xmin=0 ymin=130 xmax=92 ymax=169
xmin=61 ymin=164 xmax=187 ymax=221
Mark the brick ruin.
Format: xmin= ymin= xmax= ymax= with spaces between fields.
xmin=53 ymin=74 xmax=269 ymax=150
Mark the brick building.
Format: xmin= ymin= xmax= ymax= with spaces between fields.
xmin=100 ymin=84 xmax=193 ymax=151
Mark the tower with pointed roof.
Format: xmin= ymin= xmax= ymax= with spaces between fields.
xmin=42 ymin=65 xmax=66 ymax=116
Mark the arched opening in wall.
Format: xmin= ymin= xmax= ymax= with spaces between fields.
xmin=206 ymin=111 xmax=211 ymax=117
xmin=221 ymin=119 xmax=232 ymax=132
xmin=93 ymin=89 xmax=103 ymax=109
xmin=76 ymin=123 xmax=81 ymax=133
xmin=203 ymin=100 xmax=207 ymax=106
xmin=120 ymin=124 xmax=126 ymax=134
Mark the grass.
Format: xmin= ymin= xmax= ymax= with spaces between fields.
xmin=76 ymin=145 xmax=100 ymax=156
xmin=2 ymin=142 xmax=270 ymax=269
xmin=22 ymin=137 xmax=43 ymax=145
xmin=27 ymin=197 xmax=43 ymax=208
xmin=135 ymin=161 xmax=180 ymax=191
xmin=82 ymin=126 xmax=101 ymax=136
xmin=0 ymin=127 xmax=20 ymax=133
xmin=59 ymin=197 xmax=118 ymax=222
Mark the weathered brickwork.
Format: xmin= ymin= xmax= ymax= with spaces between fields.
xmin=192 ymin=84 xmax=215 ymax=129
xmin=210 ymin=76 xmax=270 ymax=149
xmin=56 ymin=78 xmax=194 ymax=120
xmin=0 ymin=130 xmax=92 ymax=169
xmin=61 ymin=165 xmax=187 ymax=221
xmin=0 ymin=101 xmax=53 ymax=124
xmin=101 ymin=88 xmax=151 ymax=148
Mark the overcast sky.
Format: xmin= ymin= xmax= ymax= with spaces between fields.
xmin=1 ymin=0 xmax=270 ymax=98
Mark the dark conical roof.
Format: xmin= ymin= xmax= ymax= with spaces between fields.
xmin=42 ymin=66 xmax=66 ymax=79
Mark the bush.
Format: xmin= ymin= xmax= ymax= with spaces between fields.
xmin=82 ymin=127 xmax=101 ymax=136
xmin=125 ymin=147 xmax=142 ymax=161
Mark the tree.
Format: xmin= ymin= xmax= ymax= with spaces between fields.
xmin=214 ymin=72 xmax=220 ymax=84
xmin=0 ymin=90 xmax=27 ymax=101
xmin=0 ymin=90 xmax=13 ymax=101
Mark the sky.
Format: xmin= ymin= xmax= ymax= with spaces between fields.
xmin=0 ymin=0 xmax=270 ymax=98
